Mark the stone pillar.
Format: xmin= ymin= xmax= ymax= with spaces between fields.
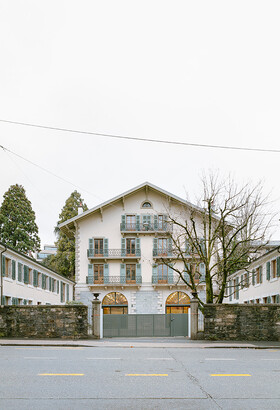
xmin=190 ymin=297 xmax=199 ymax=340
xmin=92 ymin=299 xmax=101 ymax=339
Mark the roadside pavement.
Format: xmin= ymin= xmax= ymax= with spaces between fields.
xmin=0 ymin=337 xmax=280 ymax=349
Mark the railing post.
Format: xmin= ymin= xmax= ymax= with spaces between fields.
xmin=190 ymin=296 xmax=199 ymax=340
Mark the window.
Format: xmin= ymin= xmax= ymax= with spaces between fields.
xmin=94 ymin=239 xmax=104 ymax=256
xmin=126 ymin=215 xmax=136 ymax=230
xmin=233 ymin=278 xmax=239 ymax=299
xmin=126 ymin=238 xmax=136 ymax=256
xmin=102 ymin=292 xmax=128 ymax=314
xmin=271 ymin=259 xmax=277 ymax=279
xmin=94 ymin=264 xmax=104 ymax=284
xmin=157 ymin=264 xmax=168 ymax=283
xmin=244 ymin=272 xmax=249 ymax=288
xmin=256 ymin=266 xmax=262 ymax=284
xmin=126 ymin=264 xmax=136 ymax=283
xmin=158 ymin=238 xmax=168 ymax=256
xmin=166 ymin=291 xmax=190 ymax=314
xmin=158 ymin=215 xmax=167 ymax=230
xmin=28 ymin=268 xmax=33 ymax=285
xmin=142 ymin=201 xmax=152 ymax=208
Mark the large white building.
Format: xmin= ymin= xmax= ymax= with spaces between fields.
xmin=59 ymin=182 xmax=206 ymax=317
xmin=0 ymin=242 xmax=74 ymax=305
xmin=227 ymin=246 xmax=280 ymax=304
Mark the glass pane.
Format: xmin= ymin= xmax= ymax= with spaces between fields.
xmin=178 ymin=292 xmax=190 ymax=305
xmin=166 ymin=292 xmax=179 ymax=305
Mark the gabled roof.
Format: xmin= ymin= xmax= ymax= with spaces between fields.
xmin=58 ymin=181 xmax=204 ymax=237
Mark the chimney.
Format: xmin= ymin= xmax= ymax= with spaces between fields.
xmin=78 ymin=201 xmax=83 ymax=215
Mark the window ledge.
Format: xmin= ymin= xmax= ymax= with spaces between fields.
xmin=3 ymin=277 xmax=13 ymax=283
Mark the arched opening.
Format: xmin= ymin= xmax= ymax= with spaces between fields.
xmin=166 ymin=291 xmax=190 ymax=314
xmin=102 ymin=292 xmax=128 ymax=314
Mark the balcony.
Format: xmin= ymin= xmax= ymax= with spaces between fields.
xmin=87 ymin=249 xmax=141 ymax=259
xmin=86 ymin=275 xmax=142 ymax=287
xmin=152 ymin=274 xmax=188 ymax=288
xmin=120 ymin=222 xmax=173 ymax=233
xmin=153 ymin=248 xmax=175 ymax=258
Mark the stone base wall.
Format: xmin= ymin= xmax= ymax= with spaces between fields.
xmin=0 ymin=305 xmax=88 ymax=339
xmin=204 ymin=304 xmax=280 ymax=341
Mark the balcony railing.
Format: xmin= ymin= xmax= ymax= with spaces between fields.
xmin=87 ymin=249 xmax=141 ymax=258
xmin=152 ymin=275 xmax=187 ymax=285
xmin=120 ymin=222 xmax=173 ymax=233
xmin=153 ymin=248 xmax=174 ymax=258
xmin=86 ymin=275 xmax=142 ymax=285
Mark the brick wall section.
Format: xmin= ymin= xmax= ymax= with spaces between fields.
xmin=0 ymin=305 xmax=88 ymax=339
xmin=204 ymin=304 xmax=280 ymax=341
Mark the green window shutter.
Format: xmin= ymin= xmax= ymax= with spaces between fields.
xmin=259 ymin=266 xmax=263 ymax=283
xmin=200 ymin=238 xmax=206 ymax=256
xmin=121 ymin=238 xmax=126 ymax=257
xmin=49 ymin=277 xmax=52 ymax=290
xmin=136 ymin=238 xmax=141 ymax=257
xmin=147 ymin=215 xmax=151 ymax=229
xmin=154 ymin=215 xmax=158 ymax=230
xmin=57 ymin=280 xmax=59 ymax=293
xmin=252 ymin=269 xmax=255 ymax=286
xmin=42 ymin=274 xmax=45 ymax=289
xmin=12 ymin=260 xmax=16 ymax=280
xmin=266 ymin=262 xmax=270 ymax=280
xmin=52 ymin=278 xmax=55 ymax=292
xmin=153 ymin=238 xmax=158 ymax=256
xmin=121 ymin=215 xmax=126 ymax=230
xmin=33 ymin=270 xmax=37 ymax=287
xmin=104 ymin=239 xmax=108 ymax=257
xmin=88 ymin=238 xmax=94 ymax=257
xmin=236 ymin=277 xmax=239 ymax=300
xmin=277 ymin=257 xmax=280 ymax=277
xmin=88 ymin=264 xmax=93 ymax=284
xmin=267 ymin=296 xmax=272 ymax=304
xmin=276 ymin=294 xmax=280 ymax=303
xmin=184 ymin=266 xmax=190 ymax=282
xmin=168 ymin=238 xmax=172 ymax=256
xmin=136 ymin=215 xmax=140 ymax=230
xmin=200 ymin=263 xmax=206 ymax=282
xmin=66 ymin=284 xmax=69 ymax=302
xmin=229 ymin=280 xmax=233 ymax=301
xmin=23 ymin=265 xmax=29 ymax=284
xmin=104 ymin=264 xmax=109 ymax=284
xmin=18 ymin=263 xmax=22 ymax=282
xmin=136 ymin=263 xmax=142 ymax=283
xmin=2 ymin=255 xmax=5 ymax=276
xmin=241 ymin=274 xmax=243 ymax=289
xmin=152 ymin=264 xmax=158 ymax=283
xmin=120 ymin=264 xmax=126 ymax=284
xmin=60 ymin=281 xmax=63 ymax=303
xmin=168 ymin=264 xmax=173 ymax=284
xmin=1 ymin=295 xmax=6 ymax=305
xmin=185 ymin=239 xmax=191 ymax=255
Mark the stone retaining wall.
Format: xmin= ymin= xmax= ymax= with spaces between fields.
xmin=204 ymin=304 xmax=280 ymax=341
xmin=0 ymin=305 xmax=88 ymax=339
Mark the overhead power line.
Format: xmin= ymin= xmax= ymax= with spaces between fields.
xmin=0 ymin=118 xmax=279 ymax=153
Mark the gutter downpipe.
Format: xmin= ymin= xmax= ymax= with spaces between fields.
xmin=0 ymin=244 xmax=7 ymax=306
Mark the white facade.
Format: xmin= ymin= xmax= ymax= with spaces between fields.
xmin=227 ymin=247 xmax=280 ymax=304
xmin=59 ymin=182 xmax=206 ymax=315
xmin=0 ymin=243 xmax=74 ymax=305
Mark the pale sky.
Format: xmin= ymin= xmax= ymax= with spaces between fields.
xmin=0 ymin=1 xmax=280 ymax=247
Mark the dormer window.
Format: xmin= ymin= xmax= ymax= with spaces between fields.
xmin=142 ymin=201 xmax=152 ymax=208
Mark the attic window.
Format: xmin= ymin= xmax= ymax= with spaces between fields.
xmin=142 ymin=201 xmax=152 ymax=208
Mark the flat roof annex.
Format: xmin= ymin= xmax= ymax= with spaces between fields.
xmin=58 ymin=181 xmax=205 ymax=237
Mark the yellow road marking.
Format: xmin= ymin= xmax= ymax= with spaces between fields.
xmin=125 ymin=374 xmax=168 ymax=377
xmin=39 ymin=373 xmax=84 ymax=376
xmin=211 ymin=374 xmax=251 ymax=377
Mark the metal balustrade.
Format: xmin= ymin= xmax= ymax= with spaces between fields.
xmin=87 ymin=249 xmax=141 ymax=258
xmin=86 ymin=275 xmax=142 ymax=285
xmin=152 ymin=275 xmax=187 ymax=285
xmin=120 ymin=222 xmax=173 ymax=232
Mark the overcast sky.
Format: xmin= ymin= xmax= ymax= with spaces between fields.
xmin=0 ymin=1 xmax=280 ymax=247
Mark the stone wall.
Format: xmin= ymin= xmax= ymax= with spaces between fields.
xmin=204 ymin=303 xmax=280 ymax=341
xmin=0 ymin=305 xmax=88 ymax=339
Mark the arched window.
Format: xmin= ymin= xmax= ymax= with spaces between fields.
xmin=102 ymin=292 xmax=128 ymax=314
xmin=166 ymin=291 xmax=190 ymax=314
xmin=141 ymin=201 xmax=152 ymax=208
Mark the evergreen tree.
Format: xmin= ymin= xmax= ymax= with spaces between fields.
xmin=0 ymin=184 xmax=41 ymax=253
xmin=43 ymin=191 xmax=88 ymax=279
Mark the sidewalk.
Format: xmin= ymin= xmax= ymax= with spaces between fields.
xmin=1 ymin=337 xmax=280 ymax=349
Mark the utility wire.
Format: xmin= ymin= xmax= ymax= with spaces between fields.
xmin=0 ymin=118 xmax=280 ymax=153
xmin=0 ymin=144 xmax=105 ymax=201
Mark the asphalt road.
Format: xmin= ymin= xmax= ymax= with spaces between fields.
xmin=0 ymin=346 xmax=280 ymax=409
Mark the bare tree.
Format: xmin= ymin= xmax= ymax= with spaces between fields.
xmin=159 ymin=173 xmax=273 ymax=308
